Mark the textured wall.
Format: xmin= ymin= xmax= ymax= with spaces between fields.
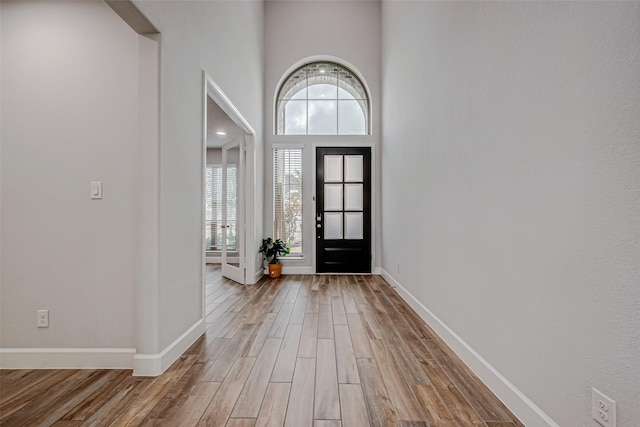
xmin=381 ymin=1 xmax=640 ymax=425
xmin=133 ymin=0 xmax=264 ymax=349
xmin=264 ymin=0 xmax=382 ymax=271
xmin=1 ymin=1 xmax=138 ymax=348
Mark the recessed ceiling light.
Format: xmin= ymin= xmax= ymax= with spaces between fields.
xmin=320 ymin=69 xmax=325 ymax=73
xmin=216 ymin=131 xmax=227 ymax=136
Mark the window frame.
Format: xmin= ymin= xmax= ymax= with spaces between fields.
xmin=205 ymin=163 xmax=237 ymax=253
xmin=273 ymin=146 xmax=304 ymax=258
xmin=275 ymin=61 xmax=370 ymax=136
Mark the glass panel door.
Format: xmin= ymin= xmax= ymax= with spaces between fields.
xmin=316 ymin=147 xmax=371 ymax=273
xmin=222 ymin=138 xmax=245 ymax=284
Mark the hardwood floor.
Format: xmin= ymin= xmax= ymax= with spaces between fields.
xmin=0 ymin=266 xmax=524 ymax=426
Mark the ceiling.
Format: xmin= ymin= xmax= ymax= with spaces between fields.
xmin=207 ymin=96 xmax=244 ymax=148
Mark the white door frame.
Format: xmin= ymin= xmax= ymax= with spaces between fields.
xmin=221 ymin=138 xmax=245 ymax=283
xmin=202 ymin=72 xmax=257 ymax=314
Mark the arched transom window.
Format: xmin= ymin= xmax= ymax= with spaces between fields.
xmin=276 ymin=62 xmax=369 ymax=135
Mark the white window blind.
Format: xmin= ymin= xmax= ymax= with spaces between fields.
xmin=206 ymin=165 xmax=236 ymax=251
xmin=274 ymin=148 xmax=303 ymax=255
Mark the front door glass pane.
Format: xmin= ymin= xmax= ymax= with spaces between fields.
xmin=344 ymin=212 xmax=363 ymax=240
xmin=324 ymin=184 xmax=343 ymax=211
xmin=344 ymin=184 xmax=363 ymax=211
xmin=324 ymin=155 xmax=343 ymax=182
xmin=344 ymin=155 xmax=363 ymax=182
xmin=324 ymin=212 xmax=343 ymax=239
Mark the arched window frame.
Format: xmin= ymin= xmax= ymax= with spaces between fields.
xmin=275 ymin=61 xmax=371 ymax=135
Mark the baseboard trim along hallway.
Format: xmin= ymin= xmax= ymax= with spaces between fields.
xmin=0 ymin=319 xmax=206 ymax=376
xmin=133 ymin=318 xmax=206 ymax=376
xmin=381 ymin=268 xmax=559 ymax=427
xmin=0 ymin=347 xmax=136 ymax=370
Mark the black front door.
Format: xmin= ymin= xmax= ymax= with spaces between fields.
xmin=316 ymin=147 xmax=371 ymax=273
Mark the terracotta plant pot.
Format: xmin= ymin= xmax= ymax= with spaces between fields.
xmin=268 ymin=263 xmax=282 ymax=278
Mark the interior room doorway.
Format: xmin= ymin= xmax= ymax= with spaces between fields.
xmin=203 ymin=74 xmax=256 ymax=285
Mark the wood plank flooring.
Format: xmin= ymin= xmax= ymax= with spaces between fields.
xmin=0 ymin=266 xmax=524 ymax=426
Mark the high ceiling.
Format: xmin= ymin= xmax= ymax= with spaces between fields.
xmin=207 ymin=96 xmax=244 ymax=148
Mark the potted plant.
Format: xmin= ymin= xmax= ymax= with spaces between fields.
xmin=258 ymin=238 xmax=290 ymax=278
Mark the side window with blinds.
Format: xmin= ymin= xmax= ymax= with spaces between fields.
xmin=206 ymin=164 xmax=236 ymax=252
xmin=273 ymin=148 xmax=303 ymax=256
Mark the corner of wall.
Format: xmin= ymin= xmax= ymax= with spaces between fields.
xmin=133 ymin=318 xmax=205 ymax=377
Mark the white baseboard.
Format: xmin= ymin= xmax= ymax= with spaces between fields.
xmin=250 ymin=268 xmax=264 ymax=284
xmin=281 ymin=265 xmax=314 ymax=275
xmin=268 ymin=266 xmax=382 ymax=275
xmin=0 ymin=347 xmax=135 ymax=370
xmin=0 ymin=320 xmax=205 ymax=376
xmin=380 ymin=269 xmax=558 ymax=427
xmin=133 ymin=318 xmax=205 ymax=376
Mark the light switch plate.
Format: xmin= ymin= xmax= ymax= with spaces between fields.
xmin=91 ymin=181 xmax=102 ymax=199
xmin=37 ymin=310 xmax=49 ymax=328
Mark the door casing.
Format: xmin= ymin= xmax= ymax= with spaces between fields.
xmin=202 ymin=71 xmax=258 ymax=320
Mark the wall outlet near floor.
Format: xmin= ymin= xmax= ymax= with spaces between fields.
xmin=37 ymin=309 xmax=49 ymax=328
xmin=592 ymin=388 xmax=616 ymax=427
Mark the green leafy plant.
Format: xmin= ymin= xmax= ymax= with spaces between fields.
xmin=258 ymin=238 xmax=290 ymax=265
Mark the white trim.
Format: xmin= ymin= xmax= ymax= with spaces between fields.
xmin=201 ymin=72 xmax=209 ymax=321
xmin=205 ymin=74 xmax=255 ymax=136
xmin=380 ymin=269 xmax=559 ymax=427
xmin=282 ymin=265 xmax=314 ymax=275
xmin=133 ymin=319 xmax=205 ymax=377
xmin=280 ymin=255 xmax=306 ymax=261
xmin=0 ymin=347 xmax=135 ymax=370
xmin=221 ymin=138 xmax=246 ymax=284
xmin=250 ymin=268 xmax=264 ymax=285
xmin=272 ymin=142 xmax=304 ymax=150
xmin=202 ymin=70 xmax=258 ymax=315
xmin=259 ymin=266 xmax=315 ymax=276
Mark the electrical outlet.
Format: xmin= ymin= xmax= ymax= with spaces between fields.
xmin=37 ymin=310 xmax=49 ymax=328
xmin=592 ymin=388 xmax=616 ymax=427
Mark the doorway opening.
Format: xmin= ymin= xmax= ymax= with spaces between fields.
xmin=202 ymin=73 xmax=256 ymax=290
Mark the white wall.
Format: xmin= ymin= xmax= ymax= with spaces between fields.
xmin=381 ymin=1 xmax=640 ymax=425
xmin=1 ymin=1 xmax=138 ymax=349
xmin=132 ymin=1 xmax=264 ymax=348
xmin=1 ymin=0 xmax=264 ymax=372
xmin=206 ymin=148 xmax=222 ymax=165
xmin=264 ymin=0 xmax=381 ymax=272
